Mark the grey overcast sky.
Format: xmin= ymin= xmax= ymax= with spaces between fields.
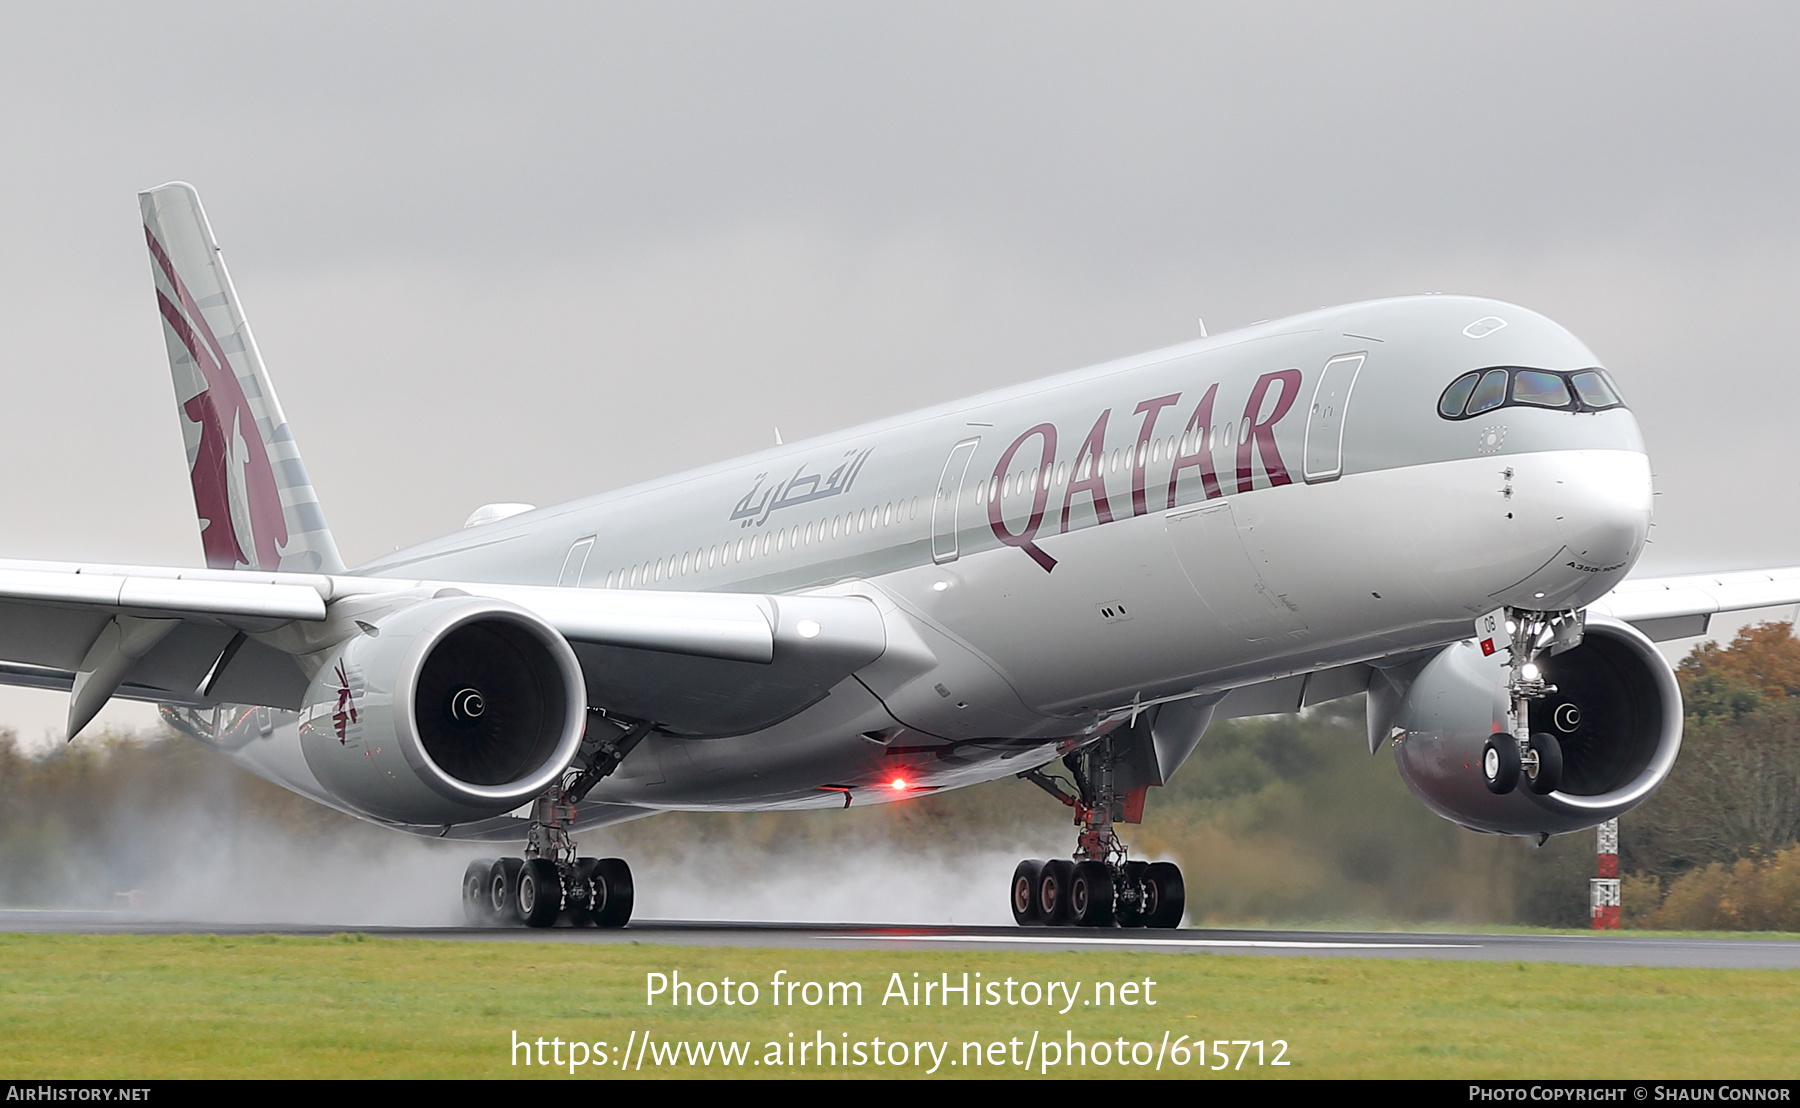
xmin=2 ymin=2 xmax=1797 ymax=737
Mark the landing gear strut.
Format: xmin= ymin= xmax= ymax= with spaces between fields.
xmin=1484 ymin=609 xmax=1577 ymax=797
xmin=1010 ymin=734 xmax=1184 ymax=928
xmin=461 ymin=713 xmax=647 ymax=928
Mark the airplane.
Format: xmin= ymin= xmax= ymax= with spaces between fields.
xmin=1 ymin=181 xmax=1792 ymax=930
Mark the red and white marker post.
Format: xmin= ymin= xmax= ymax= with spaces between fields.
xmin=1591 ymin=818 xmax=1620 ymax=929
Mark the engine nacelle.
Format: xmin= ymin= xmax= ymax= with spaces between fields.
xmin=1389 ymin=614 xmax=1683 ymax=836
xmin=297 ymin=595 xmax=587 ymax=826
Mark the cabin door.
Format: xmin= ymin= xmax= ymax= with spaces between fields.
xmin=931 ymin=438 xmax=981 ymax=563
xmin=1302 ymin=353 xmax=1365 ymax=482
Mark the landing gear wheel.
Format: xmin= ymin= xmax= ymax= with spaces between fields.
xmin=590 ymin=858 xmax=634 ymax=928
xmin=1038 ymin=860 xmax=1074 ymax=925
xmin=516 ymin=858 xmax=563 ymax=928
xmin=488 ymin=857 xmax=523 ymax=924
xmin=1482 ymin=735 xmax=1521 ymax=795
xmin=1143 ymin=861 xmax=1185 ymax=929
xmin=1069 ymin=861 xmax=1115 ymax=927
xmin=571 ymin=858 xmax=601 ymax=926
xmin=1010 ymin=860 xmax=1045 ymax=925
xmin=462 ymin=858 xmax=496 ymax=925
xmin=1526 ymin=732 xmax=1564 ymax=795
xmin=1115 ymin=860 xmax=1150 ymax=928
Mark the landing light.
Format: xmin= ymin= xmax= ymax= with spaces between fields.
xmin=1521 ymin=662 xmax=1541 ymax=681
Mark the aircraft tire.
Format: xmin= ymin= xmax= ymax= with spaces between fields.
xmin=1144 ymin=862 xmax=1185 ymax=929
xmin=1069 ymin=861 xmax=1115 ymax=927
xmin=592 ymin=858 xmax=634 ymax=928
xmin=461 ymin=858 xmax=496 ymax=926
xmin=1526 ymin=732 xmax=1564 ymax=795
xmin=488 ymin=857 xmax=524 ymax=924
xmin=1115 ymin=861 xmax=1150 ymax=927
xmin=517 ymin=859 xmax=563 ymax=928
xmin=1482 ymin=735 xmax=1521 ymax=795
xmin=1039 ymin=860 xmax=1074 ymax=925
xmin=1010 ymin=860 xmax=1044 ymax=925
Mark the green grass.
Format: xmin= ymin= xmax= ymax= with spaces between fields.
xmin=1183 ymin=918 xmax=1800 ymax=941
xmin=1 ymin=933 xmax=1797 ymax=1078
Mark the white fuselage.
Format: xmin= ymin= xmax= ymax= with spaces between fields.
xmin=212 ymin=295 xmax=1654 ymax=832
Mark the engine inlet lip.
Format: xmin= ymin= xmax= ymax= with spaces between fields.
xmin=393 ymin=597 xmax=586 ymax=806
xmin=1529 ymin=614 xmax=1683 ymax=815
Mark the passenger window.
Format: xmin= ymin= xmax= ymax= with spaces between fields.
xmin=1439 ymin=371 xmax=1481 ymax=417
xmin=1512 ymin=370 xmax=1571 ymax=408
xmin=1466 ymin=369 xmax=1509 ymax=414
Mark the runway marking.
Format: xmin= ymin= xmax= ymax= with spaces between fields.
xmin=829 ymin=934 xmax=1480 ymax=950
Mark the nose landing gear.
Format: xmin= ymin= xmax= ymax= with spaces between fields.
xmin=1483 ymin=609 xmax=1576 ymax=797
xmin=1011 ymin=735 xmax=1185 ymax=928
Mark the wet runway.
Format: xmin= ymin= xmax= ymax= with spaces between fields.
xmin=4 ymin=911 xmax=1799 ymax=969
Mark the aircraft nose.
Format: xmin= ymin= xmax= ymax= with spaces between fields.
xmin=1558 ymin=450 xmax=1653 ymax=572
xmin=1492 ymin=450 xmax=1653 ymax=611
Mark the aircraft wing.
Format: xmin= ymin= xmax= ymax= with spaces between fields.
xmin=0 ymin=557 xmax=885 ymax=738
xmin=1589 ymin=566 xmax=1800 ymax=642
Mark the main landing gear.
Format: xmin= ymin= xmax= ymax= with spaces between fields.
xmin=460 ymin=713 xmax=649 ymax=929
xmin=459 ymin=802 xmax=635 ymax=928
xmin=1482 ymin=609 xmax=1577 ymax=798
xmin=1009 ymin=736 xmax=1185 ymax=928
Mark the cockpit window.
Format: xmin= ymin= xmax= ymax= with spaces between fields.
xmin=1569 ymin=370 xmax=1620 ymax=409
xmin=1438 ymin=372 xmax=1480 ymax=418
xmin=1466 ymin=369 xmax=1509 ymax=415
xmin=1512 ymin=370 xmax=1570 ymax=408
xmin=1437 ymin=366 xmax=1628 ymax=420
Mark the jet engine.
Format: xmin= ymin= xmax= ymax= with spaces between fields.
xmin=1388 ymin=614 xmax=1682 ymax=836
xmin=297 ymin=595 xmax=587 ymax=826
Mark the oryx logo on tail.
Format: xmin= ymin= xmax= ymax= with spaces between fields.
xmin=139 ymin=182 xmax=345 ymax=575
xmin=146 ymin=226 xmax=288 ymax=571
